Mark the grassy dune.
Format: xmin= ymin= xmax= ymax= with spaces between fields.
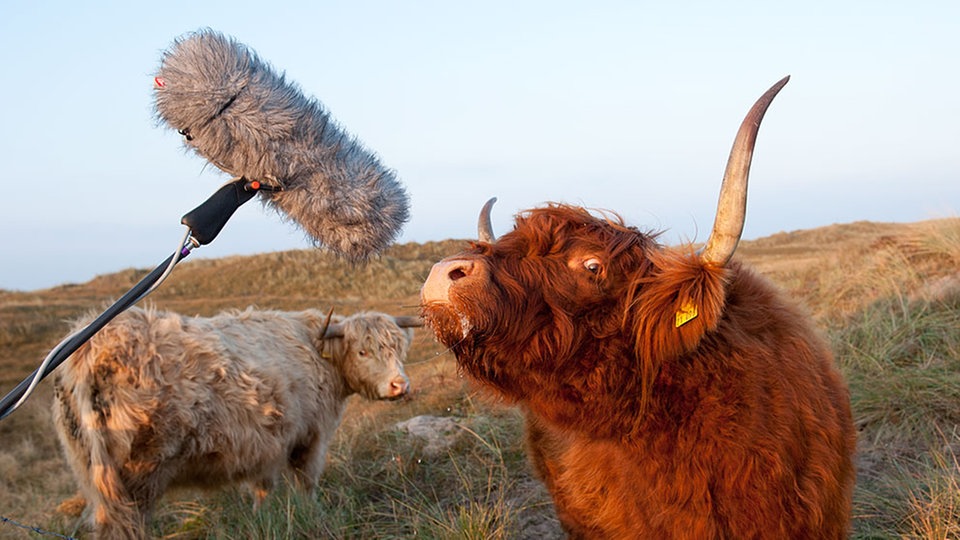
xmin=0 ymin=219 xmax=957 ymax=539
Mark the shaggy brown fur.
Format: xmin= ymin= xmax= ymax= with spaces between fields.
xmin=52 ymin=306 xmax=412 ymax=540
xmin=421 ymin=205 xmax=856 ymax=539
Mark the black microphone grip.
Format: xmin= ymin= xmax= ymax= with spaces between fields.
xmin=180 ymin=178 xmax=256 ymax=245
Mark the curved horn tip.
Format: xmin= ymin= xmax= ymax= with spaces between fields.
xmin=478 ymin=197 xmax=498 ymax=243
xmin=761 ymin=75 xmax=791 ymax=103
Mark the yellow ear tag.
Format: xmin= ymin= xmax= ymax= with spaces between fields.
xmin=675 ymin=301 xmax=699 ymax=328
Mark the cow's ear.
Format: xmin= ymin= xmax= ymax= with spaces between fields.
xmin=626 ymin=247 xmax=729 ymax=365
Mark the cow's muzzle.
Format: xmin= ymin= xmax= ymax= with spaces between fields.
xmin=421 ymin=257 xmax=483 ymax=305
xmin=385 ymin=374 xmax=410 ymax=400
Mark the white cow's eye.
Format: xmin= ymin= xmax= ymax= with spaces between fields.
xmin=584 ymin=258 xmax=602 ymax=274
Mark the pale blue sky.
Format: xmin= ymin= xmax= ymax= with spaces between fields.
xmin=1 ymin=1 xmax=957 ymax=290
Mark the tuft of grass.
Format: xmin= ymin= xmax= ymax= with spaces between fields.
xmin=832 ymin=277 xmax=960 ymax=538
xmin=904 ymin=438 xmax=960 ymax=540
xmin=852 ymin=430 xmax=960 ymax=540
xmin=383 ymin=412 xmax=529 ymax=540
xmin=834 ymin=292 xmax=960 ymax=445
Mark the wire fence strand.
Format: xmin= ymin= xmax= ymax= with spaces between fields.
xmin=0 ymin=514 xmax=77 ymax=540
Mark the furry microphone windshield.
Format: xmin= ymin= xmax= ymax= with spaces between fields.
xmin=153 ymin=29 xmax=409 ymax=260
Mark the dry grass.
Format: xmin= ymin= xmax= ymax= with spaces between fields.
xmin=1 ymin=218 xmax=958 ymax=538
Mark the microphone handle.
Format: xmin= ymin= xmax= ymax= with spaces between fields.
xmin=181 ymin=178 xmax=257 ymax=245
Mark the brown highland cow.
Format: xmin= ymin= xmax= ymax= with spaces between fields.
xmin=420 ymin=77 xmax=856 ymax=539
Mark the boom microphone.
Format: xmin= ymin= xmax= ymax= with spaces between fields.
xmin=154 ymin=29 xmax=409 ymax=260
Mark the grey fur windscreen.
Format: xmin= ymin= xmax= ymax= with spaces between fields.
xmin=153 ymin=29 xmax=409 ymax=261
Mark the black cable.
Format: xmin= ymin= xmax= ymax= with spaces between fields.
xmin=0 ymin=177 xmax=264 ymax=421
xmin=0 ymin=251 xmax=183 ymax=420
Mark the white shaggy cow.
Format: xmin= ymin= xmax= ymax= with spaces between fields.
xmin=52 ymin=306 xmax=416 ymax=539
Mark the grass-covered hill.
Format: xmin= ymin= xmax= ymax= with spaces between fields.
xmin=0 ymin=219 xmax=957 ymax=539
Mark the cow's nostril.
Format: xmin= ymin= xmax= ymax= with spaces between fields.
xmin=446 ymin=260 xmax=474 ymax=281
xmin=388 ymin=376 xmax=410 ymax=398
xmin=422 ymin=258 xmax=480 ymax=304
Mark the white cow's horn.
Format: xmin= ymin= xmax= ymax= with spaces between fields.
xmin=478 ymin=197 xmax=498 ymax=243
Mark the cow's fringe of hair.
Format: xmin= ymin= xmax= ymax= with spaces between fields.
xmin=624 ymin=247 xmax=729 ymax=414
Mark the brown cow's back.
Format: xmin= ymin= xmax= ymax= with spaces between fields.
xmin=524 ymin=264 xmax=855 ymax=539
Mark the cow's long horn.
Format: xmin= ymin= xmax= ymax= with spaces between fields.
xmin=324 ymin=317 xmax=423 ymax=338
xmin=699 ymin=76 xmax=790 ymax=266
xmin=478 ymin=197 xmax=498 ymax=243
xmin=394 ymin=316 xmax=424 ymax=328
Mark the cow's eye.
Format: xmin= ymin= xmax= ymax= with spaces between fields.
xmin=583 ymin=258 xmax=602 ymax=274
xmin=358 ymin=349 xmax=368 ymax=356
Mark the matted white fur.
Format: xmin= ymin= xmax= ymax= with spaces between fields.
xmin=52 ymin=306 xmax=412 ymax=539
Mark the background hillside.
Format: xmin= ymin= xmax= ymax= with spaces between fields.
xmin=0 ymin=219 xmax=958 ymax=539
